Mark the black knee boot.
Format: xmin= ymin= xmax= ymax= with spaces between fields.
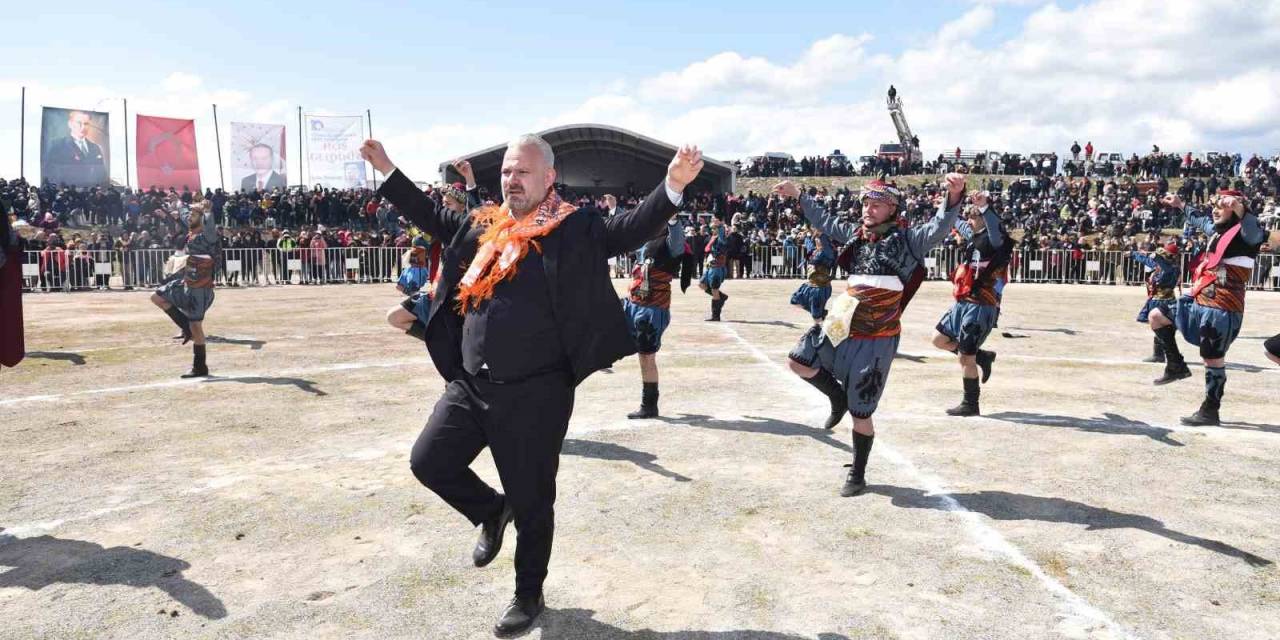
xmin=946 ymin=377 xmax=981 ymax=416
xmin=706 ymin=297 xmax=723 ymax=322
xmin=181 ymin=344 xmax=209 ymax=378
xmin=164 ymin=306 xmax=192 ymax=344
xmin=842 ymin=432 xmax=873 ymax=497
xmin=627 ymin=382 xmax=659 ymax=419
xmin=1142 ymin=335 xmax=1166 ymax=363
xmin=1181 ymin=367 xmax=1224 ymax=426
xmin=1152 ymin=326 xmax=1191 ymax=385
xmin=802 ymin=369 xmax=847 ymax=430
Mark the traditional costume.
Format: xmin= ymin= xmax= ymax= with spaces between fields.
xmin=622 ymin=220 xmax=693 ymax=418
xmin=1131 ymin=243 xmax=1182 ymax=368
xmin=789 ymin=181 xmax=961 ymax=495
xmin=789 ymin=231 xmax=835 ymax=323
xmin=400 ymin=183 xmax=478 ymax=345
xmin=1171 ymin=191 xmax=1265 ymax=425
xmin=699 ymin=223 xmax=730 ymax=320
xmin=935 ymin=205 xmax=1009 ymax=416
xmin=155 ymin=209 xmax=218 ymax=377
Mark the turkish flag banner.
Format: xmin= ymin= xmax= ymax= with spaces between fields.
xmin=136 ymin=115 xmax=201 ymax=191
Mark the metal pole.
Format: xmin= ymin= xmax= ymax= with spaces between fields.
xmin=123 ymin=98 xmax=131 ymax=189
xmin=297 ymin=106 xmax=304 ymax=188
xmin=19 ymin=86 xmax=25 ymax=180
xmin=367 ymin=108 xmax=376 ymax=189
xmin=212 ymin=104 xmax=225 ymax=191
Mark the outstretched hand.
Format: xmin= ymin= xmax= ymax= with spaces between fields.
xmin=451 ymin=159 xmax=475 ymax=185
xmin=1161 ymin=194 xmax=1185 ymax=210
xmin=360 ymin=140 xmax=395 ymax=175
xmin=667 ymin=145 xmax=704 ymax=193
xmin=969 ymin=190 xmax=990 ymax=209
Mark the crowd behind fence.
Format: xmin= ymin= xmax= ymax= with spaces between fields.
xmin=21 ymin=246 xmax=1280 ymax=293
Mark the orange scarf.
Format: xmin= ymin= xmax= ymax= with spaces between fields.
xmin=456 ymin=191 xmax=577 ymax=312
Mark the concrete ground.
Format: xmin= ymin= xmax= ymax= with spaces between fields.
xmin=2 ymin=279 xmax=1278 ymax=640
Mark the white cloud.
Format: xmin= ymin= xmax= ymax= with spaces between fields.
xmin=638 ymin=34 xmax=874 ymax=105
xmin=5 ymin=0 xmax=1278 ymax=187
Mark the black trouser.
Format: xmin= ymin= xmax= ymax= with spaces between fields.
xmin=410 ymin=370 xmax=575 ymax=598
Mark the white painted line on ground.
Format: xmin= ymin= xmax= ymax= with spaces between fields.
xmin=43 ymin=329 xmax=389 ymax=355
xmin=659 ymin=345 xmax=1279 ymax=376
xmin=0 ymin=359 xmax=423 ymax=407
xmin=717 ymin=323 xmax=1139 ymax=640
xmin=1 ymin=500 xmax=157 ymax=539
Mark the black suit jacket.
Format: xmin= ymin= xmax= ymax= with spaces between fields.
xmin=45 ymin=137 xmax=107 ymax=186
xmin=379 ymin=170 xmax=679 ymax=386
xmin=241 ymin=171 xmax=287 ymax=192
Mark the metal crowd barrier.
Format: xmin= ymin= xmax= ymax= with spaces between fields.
xmin=20 ymin=247 xmax=1280 ymax=292
xmin=19 ymin=247 xmax=414 ymax=292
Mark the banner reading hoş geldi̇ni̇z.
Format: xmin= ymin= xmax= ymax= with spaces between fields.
xmin=136 ymin=115 xmax=201 ymax=191
xmin=305 ymin=115 xmax=367 ymax=189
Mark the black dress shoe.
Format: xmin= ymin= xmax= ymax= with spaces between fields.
xmin=473 ymin=499 xmax=514 ymax=568
xmin=493 ymin=594 xmax=544 ymax=637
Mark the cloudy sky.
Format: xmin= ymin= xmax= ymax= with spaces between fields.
xmin=3 ymin=0 xmax=1278 ymax=187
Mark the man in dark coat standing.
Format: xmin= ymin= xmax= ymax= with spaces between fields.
xmin=361 ymin=134 xmax=703 ymax=636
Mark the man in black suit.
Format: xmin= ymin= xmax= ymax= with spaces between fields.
xmin=362 ymin=134 xmax=702 ymax=636
xmin=44 ymin=110 xmax=107 ymax=187
xmin=239 ymin=144 xmax=287 ymax=192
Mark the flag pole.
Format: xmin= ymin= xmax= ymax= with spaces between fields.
xmin=297 ymin=106 xmax=304 ymax=189
xmin=212 ymin=104 xmax=225 ymax=191
xmin=18 ymin=86 xmax=25 ymax=180
xmin=123 ymin=98 xmax=131 ymax=189
xmin=367 ymin=108 xmax=376 ymax=189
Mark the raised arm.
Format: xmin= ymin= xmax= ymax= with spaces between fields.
xmin=907 ymin=174 xmax=969 ymax=257
xmin=604 ymin=144 xmax=703 ymax=256
xmin=1239 ymin=205 xmax=1265 ymax=246
xmin=981 ymin=205 xmax=1004 ymax=248
xmin=1166 ymin=194 xmax=1213 ymax=238
xmin=362 ymin=140 xmax=465 ymax=239
xmin=1129 ymin=251 xmax=1157 ymax=269
xmin=796 ymin=193 xmax=857 ymax=243
xmin=452 ymin=158 xmax=484 ymax=212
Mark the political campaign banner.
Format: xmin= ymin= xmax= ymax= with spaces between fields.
xmin=305 ymin=115 xmax=366 ymax=188
xmin=230 ymin=122 xmax=288 ymax=192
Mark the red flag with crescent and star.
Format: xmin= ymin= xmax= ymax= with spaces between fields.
xmin=136 ymin=115 xmax=201 ymax=190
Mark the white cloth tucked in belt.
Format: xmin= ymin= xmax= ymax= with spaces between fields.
xmin=1222 ymin=256 xmax=1255 ymax=268
xmin=845 ymin=274 xmax=904 ymax=291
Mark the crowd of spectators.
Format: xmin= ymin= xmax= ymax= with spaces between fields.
xmin=4 ymin=143 xmax=1278 ymax=291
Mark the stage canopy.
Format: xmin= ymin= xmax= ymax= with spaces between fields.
xmin=439 ymin=123 xmax=735 ymax=195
